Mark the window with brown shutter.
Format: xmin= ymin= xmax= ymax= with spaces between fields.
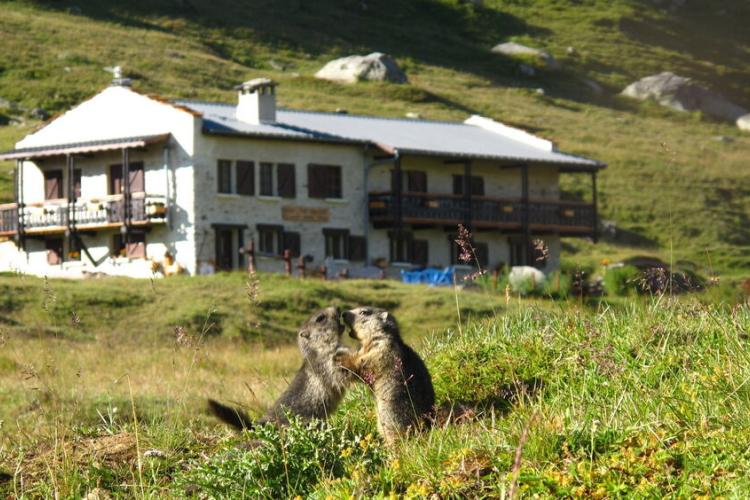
xmin=282 ymin=231 xmax=301 ymax=257
xmin=217 ymin=160 xmax=232 ymax=194
xmin=46 ymin=237 xmax=63 ymax=265
xmin=277 ymin=163 xmax=296 ymax=198
xmin=452 ymin=175 xmax=484 ymax=196
xmin=407 ymin=171 xmax=427 ymax=193
xmin=389 ymin=231 xmax=413 ymax=263
xmin=128 ymin=162 xmax=145 ymax=193
xmin=412 ymin=239 xmax=428 ymax=266
xmin=260 ymin=162 xmax=274 ymax=196
xmin=348 ymin=235 xmax=366 ymax=262
xmin=112 ymin=233 xmax=146 ymax=259
xmin=44 ymin=170 xmax=63 ymax=200
xmin=308 ymin=165 xmax=342 ymax=199
xmin=109 ymin=164 xmax=123 ymax=195
xmin=236 ymin=161 xmax=255 ymax=196
xmin=323 ymin=228 xmax=349 ymax=259
xmin=73 ymin=169 xmax=82 ymax=199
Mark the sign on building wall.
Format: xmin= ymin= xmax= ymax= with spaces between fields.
xmin=281 ymin=205 xmax=330 ymax=223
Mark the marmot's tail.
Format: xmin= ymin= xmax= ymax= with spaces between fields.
xmin=208 ymin=399 xmax=255 ymax=430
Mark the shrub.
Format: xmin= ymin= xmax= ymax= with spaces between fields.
xmin=173 ymin=417 xmax=385 ymax=498
xmin=603 ymin=265 xmax=640 ymax=296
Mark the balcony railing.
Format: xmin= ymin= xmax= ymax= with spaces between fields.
xmin=369 ymin=192 xmax=595 ymax=235
xmin=0 ymin=193 xmax=167 ymax=236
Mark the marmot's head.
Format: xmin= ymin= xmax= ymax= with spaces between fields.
xmin=342 ymin=307 xmax=400 ymax=344
xmin=298 ymin=306 xmax=345 ymax=356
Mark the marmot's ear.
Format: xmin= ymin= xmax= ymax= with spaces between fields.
xmin=379 ymin=311 xmax=389 ymax=322
xmin=299 ymin=329 xmax=310 ymax=339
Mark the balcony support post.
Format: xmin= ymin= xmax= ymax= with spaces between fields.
xmin=66 ymin=154 xmax=76 ymax=260
xmin=591 ymin=171 xmax=598 ymax=242
xmin=15 ymin=159 xmax=24 ymax=251
xmin=393 ymin=154 xmax=403 ymax=234
xmin=521 ymin=164 xmax=531 ymax=265
xmin=121 ymin=147 xmax=130 ymax=249
xmin=463 ymin=160 xmax=472 ymax=230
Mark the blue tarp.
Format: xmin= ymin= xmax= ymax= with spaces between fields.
xmin=400 ymin=266 xmax=455 ymax=286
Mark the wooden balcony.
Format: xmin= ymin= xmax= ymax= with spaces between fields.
xmin=368 ymin=191 xmax=596 ymax=236
xmin=0 ymin=193 xmax=168 ymax=237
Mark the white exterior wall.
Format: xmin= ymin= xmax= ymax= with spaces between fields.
xmin=3 ymin=86 xmax=200 ymax=278
xmin=191 ymin=134 xmax=367 ymax=273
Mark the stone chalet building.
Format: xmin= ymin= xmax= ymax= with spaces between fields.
xmin=0 ymin=76 xmax=604 ymax=278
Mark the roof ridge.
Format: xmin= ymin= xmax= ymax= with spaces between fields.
xmin=173 ymin=99 xmax=469 ymax=127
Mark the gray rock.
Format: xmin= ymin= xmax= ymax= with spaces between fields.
xmin=737 ymin=114 xmax=750 ymax=132
xmin=519 ymin=63 xmax=536 ymax=76
xmin=30 ymin=108 xmax=49 ymax=120
xmin=582 ymin=78 xmax=604 ymax=96
xmin=405 ymin=112 xmax=423 ymax=119
xmin=713 ymin=135 xmax=734 ymax=143
xmin=315 ymin=52 xmax=407 ymax=84
xmin=0 ymin=97 xmax=20 ymax=112
xmin=622 ymin=72 xmax=747 ymax=122
xmin=491 ymin=42 xmax=560 ymax=70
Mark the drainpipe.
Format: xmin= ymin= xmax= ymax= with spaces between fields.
xmin=363 ymin=146 xmax=399 ymax=266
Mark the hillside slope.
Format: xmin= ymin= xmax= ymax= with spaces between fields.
xmin=0 ymin=0 xmax=748 ymax=271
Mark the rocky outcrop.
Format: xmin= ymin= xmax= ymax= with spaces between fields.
xmin=737 ymin=114 xmax=750 ymax=132
xmin=622 ymin=72 xmax=747 ymax=123
xmin=491 ymin=42 xmax=559 ymax=70
xmin=315 ymin=52 xmax=407 ymax=84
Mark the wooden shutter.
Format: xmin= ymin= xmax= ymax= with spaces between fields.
xmin=282 ymin=231 xmax=301 ymax=257
xmin=44 ymin=170 xmax=63 ymax=200
xmin=407 ymin=171 xmax=427 ymax=193
xmin=236 ymin=161 xmax=255 ymax=195
xmin=412 ymin=239 xmax=428 ymax=266
xmin=308 ymin=165 xmax=323 ymax=198
xmin=349 ymin=235 xmax=366 ymax=262
xmin=73 ymin=169 xmax=82 ymax=199
xmin=471 ymin=176 xmax=485 ymax=196
xmin=217 ymin=160 xmax=232 ymax=193
xmin=126 ymin=233 xmax=146 ymax=259
xmin=128 ymin=162 xmax=145 ymax=193
xmin=260 ymin=163 xmax=274 ymax=196
xmin=452 ymin=175 xmax=463 ymax=195
xmin=109 ymin=165 xmax=123 ymax=195
xmin=277 ymin=163 xmax=296 ymax=198
xmin=46 ymin=237 xmax=63 ymax=265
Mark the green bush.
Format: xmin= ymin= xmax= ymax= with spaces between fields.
xmin=603 ymin=265 xmax=641 ymax=296
xmin=174 ymin=417 xmax=385 ymax=498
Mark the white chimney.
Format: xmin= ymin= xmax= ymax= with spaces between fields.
xmin=235 ymin=78 xmax=277 ymax=124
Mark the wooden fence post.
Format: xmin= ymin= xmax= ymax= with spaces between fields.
xmin=246 ymin=240 xmax=256 ymax=274
xmin=297 ymin=256 xmax=306 ymax=278
xmin=283 ymin=249 xmax=292 ymax=276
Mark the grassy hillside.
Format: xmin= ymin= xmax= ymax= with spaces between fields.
xmin=0 ymin=0 xmax=749 ymax=272
xmin=2 ymin=273 xmax=749 ymax=496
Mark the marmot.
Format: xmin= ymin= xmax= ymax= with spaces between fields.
xmin=209 ymin=306 xmax=353 ymax=429
xmin=336 ymin=307 xmax=435 ymax=445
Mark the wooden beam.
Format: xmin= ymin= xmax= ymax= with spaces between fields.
xmin=463 ymin=160 xmax=472 ymax=229
xmin=591 ymin=171 xmax=599 ymax=242
xmin=393 ymin=155 xmax=403 ymax=233
xmin=521 ymin=164 xmax=530 ymax=265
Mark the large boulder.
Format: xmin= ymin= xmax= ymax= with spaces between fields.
xmin=315 ymin=52 xmax=408 ymax=84
xmin=622 ymin=72 xmax=747 ymax=122
xmin=491 ymin=42 xmax=559 ymax=70
xmin=737 ymin=114 xmax=750 ymax=132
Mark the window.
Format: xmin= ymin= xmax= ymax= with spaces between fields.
xmin=112 ymin=232 xmax=146 ymax=259
xmin=452 ymin=175 xmax=485 ymax=196
xmin=46 ymin=237 xmax=63 ymax=265
xmin=389 ymin=231 xmax=412 ymax=263
xmin=412 ymin=239 xmax=428 ymax=266
xmin=44 ymin=170 xmax=63 ymax=200
xmin=348 ymin=235 xmax=366 ymax=262
xmin=257 ymin=224 xmax=283 ymax=255
xmin=260 ymin=162 xmax=274 ymax=196
xmin=73 ymin=169 xmax=82 ymax=199
xmin=451 ymin=237 xmax=488 ymax=267
xmin=277 ymin=164 xmax=296 ymax=198
xmin=109 ymin=162 xmax=145 ymax=194
xmin=308 ymin=165 xmax=342 ymax=199
xmin=69 ymin=235 xmax=81 ymax=261
xmin=217 ymin=159 xmax=232 ymax=194
xmin=282 ymin=231 xmax=301 ymax=257
xmin=391 ymin=170 xmax=427 ymax=193
xmin=215 ymin=228 xmax=235 ymax=270
xmin=323 ymin=228 xmax=349 ymax=259
xmin=236 ymin=161 xmax=255 ymax=196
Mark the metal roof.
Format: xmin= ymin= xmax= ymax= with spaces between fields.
xmin=175 ymin=100 xmax=604 ymax=169
xmin=0 ymin=134 xmax=169 ymax=161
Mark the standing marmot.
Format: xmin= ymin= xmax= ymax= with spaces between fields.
xmin=336 ymin=307 xmax=435 ymax=445
xmin=209 ymin=306 xmax=353 ymax=429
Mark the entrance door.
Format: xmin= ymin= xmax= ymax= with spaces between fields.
xmin=215 ymin=227 xmax=244 ymax=271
